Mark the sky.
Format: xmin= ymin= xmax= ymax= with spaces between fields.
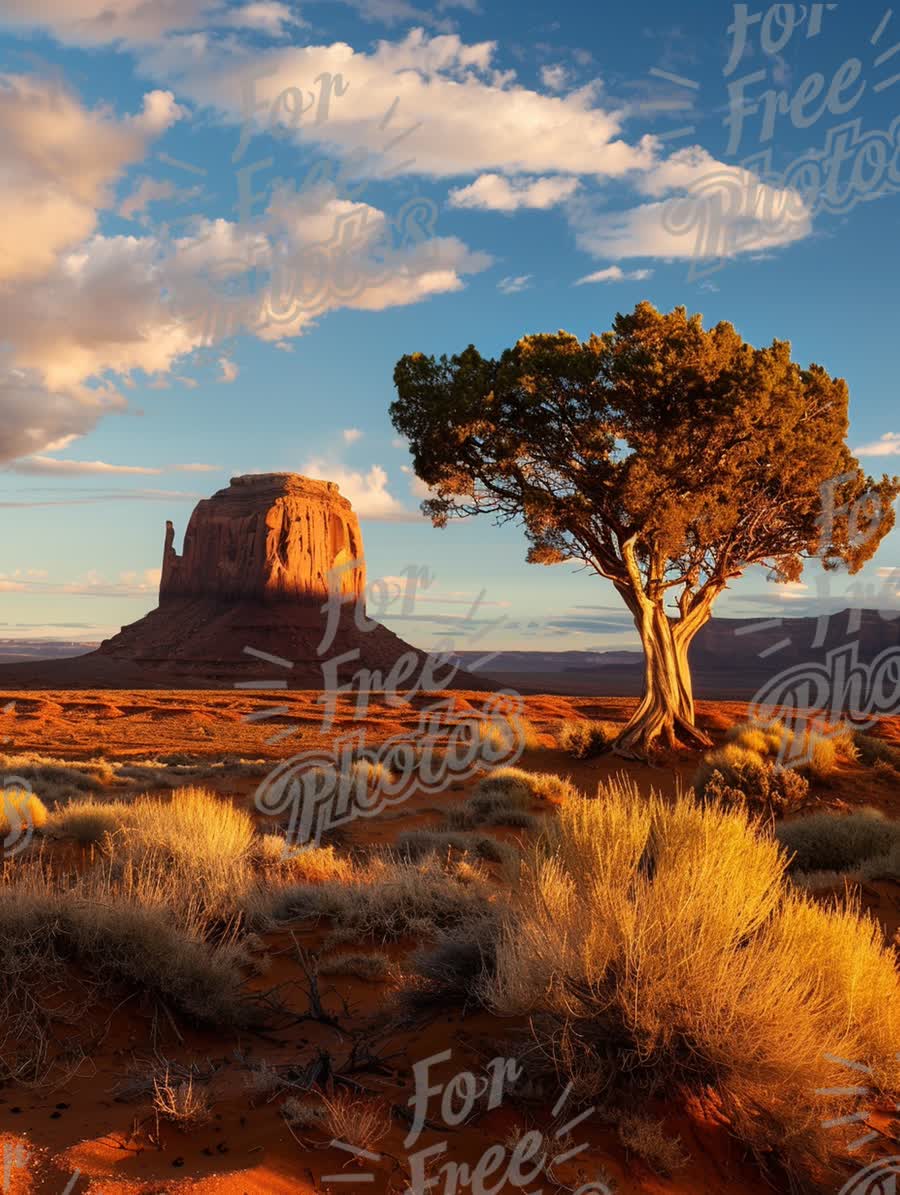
xmin=0 ymin=0 xmax=899 ymax=656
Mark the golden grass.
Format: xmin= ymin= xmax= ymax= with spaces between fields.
xmin=0 ymin=789 xmax=48 ymax=841
xmin=557 ymin=718 xmax=617 ymax=759
xmin=320 ymin=1091 xmax=389 ymax=1152
xmin=481 ymin=779 xmax=900 ymax=1179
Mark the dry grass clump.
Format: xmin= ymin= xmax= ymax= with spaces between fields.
xmin=282 ymin=1096 xmax=325 ymax=1129
xmin=557 ymin=718 xmax=617 ymax=759
xmin=481 ymin=781 xmax=900 ymax=1181
xmin=444 ymin=766 xmax=574 ymax=831
xmin=152 ymin=1069 xmax=212 ymax=1130
xmin=1 ymin=789 xmax=49 ymax=841
xmin=693 ymin=743 xmax=809 ymax=815
xmin=0 ymin=752 xmax=270 ymax=805
xmin=777 ymin=808 xmax=900 ymax=880
xmin=320 ymin=1091 xmax=390 ymax=1152
xmin=725 ymin=720 xmax=858 ymax=779
xmin=616 ymin=1112 xmax=688 ymax=1176
xmin=854 ymin=731 xmax=900 ymax=774
xmin=0 ymin=753 xmax=116 ymax=802
xmin=0 ymin=858 xmax=252 ymax=1081
xmin=317 ymin=951 xmax=390 ymax=980
xmin=395 ymin=828 xmax=518 ymax=867
xmin=255 ymin=838 xmax=356 ymax=885
xmin=264 ymin=851 xmax=501 ymax=943
xmin=507 ymin=714 xmax=544 ymax=751
xmin=46 ymin=797 xmax=131 ymax=843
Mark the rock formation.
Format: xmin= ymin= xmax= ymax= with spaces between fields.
xmin=85 ymin=473 xmax=433 ymax=687
xmin=159 ymin=474 xmax=366 ymax=606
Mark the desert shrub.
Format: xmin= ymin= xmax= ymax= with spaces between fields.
xmin=557 ymin=718 xmax=617 ymax=759
xmin=47 ymin=798 xmax=131 ymax=843
xmin=616 ymin=1112 xmax=688 ymax=1176
xmin=776 ymin=809 xmax=900 ymax=875
xmin=507 ymin=714 xmax=543 ymax=751
xmin=857 ymin=841 xmax=900 ymax=883
xmin=693 ymin=744 xmax=809 ymax=815
xmin=320 ymin=1091 xmax=389 ymax=1152
xmin=153 ymin=1069 xmax=212 ymax=1129
xmin=725 ymin=720 xmax=789 ymax=756
xmin=102 ymin=788 xmax=256 ymax=920
xmin=317 ymin=951 xmax=390 ymax=981
xmin=0 ymin=753 xmax=115 ymax=802
xmin=0 ymin=859 xmax=251 ymax=1079
xmin=854 ymin=732 xmax=900 ymax=774
xmin=481 ymin=782 xmax=900 ymax=1181
xmin=444 ymin=767 xmax=574 ymax=831
xmin=396 ymin=829 xmax=517 ymax=866
xmin=282 ymin=1096 xmax=325 ymax=1128
xmin=264 ymin=852 xmax=501 ymax=942
xmin=0 ymin=789 xmax=48 ymax=841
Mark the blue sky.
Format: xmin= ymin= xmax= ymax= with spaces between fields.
xmin=0 ymin=0 xmax=898 ymax=654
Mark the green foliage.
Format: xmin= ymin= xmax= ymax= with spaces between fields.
xmin=392 ymin=304 xmax=898 ymax=586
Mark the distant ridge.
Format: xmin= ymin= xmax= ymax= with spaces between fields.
xmin=454 ymin=608 xmax=900 ymax=699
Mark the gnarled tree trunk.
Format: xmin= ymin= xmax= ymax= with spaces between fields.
xmin=614 ymin=601 xmax=713 ymax=757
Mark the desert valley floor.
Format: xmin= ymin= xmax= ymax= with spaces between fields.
xmin=0 ymin=688 xmax=898 ymax=1195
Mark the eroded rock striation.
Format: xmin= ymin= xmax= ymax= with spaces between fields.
xmin=90 ymin=473 xmax=430 ymax=686
xmin=160 ymin=474 xmax=366 ymax=605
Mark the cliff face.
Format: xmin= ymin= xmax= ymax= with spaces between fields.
xmin=86 ymin=471 xmax=453 ymax=688
xmin=160 ymin=474 xmax=366 ymax=606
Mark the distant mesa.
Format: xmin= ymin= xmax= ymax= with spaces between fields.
xmin=0 ymin=473 xmax=447 ymax=690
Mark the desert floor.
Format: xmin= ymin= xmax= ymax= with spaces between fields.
xmin=0 ymin=688 xmax=898 ymax=1194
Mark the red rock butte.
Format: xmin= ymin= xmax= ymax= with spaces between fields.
xmin=0 ymin=473 xmax=472 ymax=689
xmin=159 ymin=473 xmax=367 ymax=607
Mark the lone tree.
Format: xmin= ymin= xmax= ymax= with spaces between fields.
xmin=391 ymin=303 xmax=899 ymax=756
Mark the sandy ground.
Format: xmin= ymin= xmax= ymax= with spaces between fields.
xmin=0 ymin=689 xmax=898 ymax=1194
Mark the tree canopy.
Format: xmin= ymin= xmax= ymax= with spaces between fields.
xmin=391 ymin=302 xmax=899 ymax=755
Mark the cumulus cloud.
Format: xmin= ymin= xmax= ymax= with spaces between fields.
xmin=300 ymin=457 xmax=417 ymax=520
xmin=342 ymin=427 xmax=364 ymax=443
xmin=854 ymin=432 xmax=900 ymax=457
xmin=540 ymin=64 xmax=569 ymax=91
xmin=119 ymin=177 xmax=176 ymax=220
xmin=569 ymin=146 xmax=813 ymax=262
xmin=145 ymin=30 xmax=658 ymax=181
xmin=225 ymin=2 xmax=300 ymax=36
xmin=448 ymin=173 xmax=579 ymax=212
xmin=0 ymin=176 xmax=489 ymax=463
xmin=574 ymin=265 xmax=653 ymax=284
xmin=218 ymin=356 xmax=239 ymax=383
xmin=0 ymin=75 xmax=181 ymax=284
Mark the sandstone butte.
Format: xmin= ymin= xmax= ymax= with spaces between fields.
xmin=0 ymin=473 xmax=468 ymax=689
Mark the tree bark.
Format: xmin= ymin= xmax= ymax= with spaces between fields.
xmin=614 ymin=602 xmax=713 ymax=757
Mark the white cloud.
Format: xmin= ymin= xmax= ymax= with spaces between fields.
xmin=0 ymin=178 xmax=489 ymax=463
xmin=226 ymin=2 xmax=300 ymax=36
xmin=218 ymin=356 xmax=239 ymax=383
xmin=5 ymin=457 xmax=220 ymax=475
xmin=119 ymin=177 xmax=176 ymax=220
xmin=145 ymin=31 xmax=658 ymax=181
xmin=448 ymin=173 xmax=579 ymax=212
xmin=569 ymin=146 xmax=812 ymax=262
xmin=342 ymin=427 xmax=364 ymax=443
xmin=0 ymin=0 xmax=225 ymax=45
xmin=540 ymin=64 xmax=569 ymax=92
xmin=0 ymin=75 xmax=181 ymax=284
xmin=574 ymin=265 xmax=653 ymax=285
xmin=300 ymin=457 xmax=417 ymax=520
xmin=497 ymin=274 xmax=532 ymax=294
xmin=854 ymin=432 xmax=900 ymax=457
